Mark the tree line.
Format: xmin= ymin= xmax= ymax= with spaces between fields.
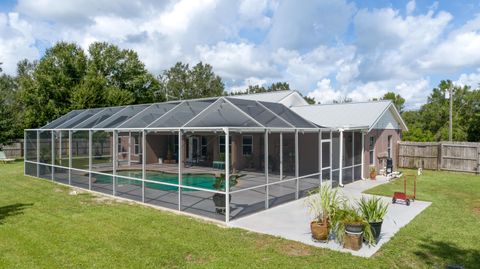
xmin=1 ymin=41 xmax=480 ymax=144
xmin=0 ymin=41 xmax=314 ymax=144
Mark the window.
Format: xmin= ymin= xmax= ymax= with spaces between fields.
xmin=133 ymin=134 xmax=140 ymax=155
xmin=219 ymin=136 xmax=231 ymax=154
xmin=201 ymin=136 xmax=207 ymax=157
xmin=369 ymin=136 xmax=375 ymax=165
xmin=387 ymin=135 xmax=392 ymax=158
xmin=118 ymin=136 xmax=123 ymax=153
xmin=242 ymin=135 xmax=253 ymax=156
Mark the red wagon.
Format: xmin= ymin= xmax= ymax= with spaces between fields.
xmin=392 ymin=174 xmax=416 ymax=206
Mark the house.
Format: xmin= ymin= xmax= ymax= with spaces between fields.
xmin=238 ymin=91 xmax=408 ymax=178
xmin=24 ymin=91 xmax=407 ymax=222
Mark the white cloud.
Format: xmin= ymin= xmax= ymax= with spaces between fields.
xmin=406 ymin=0 xmax=415 ymax=15
xmin=228 ymin=77 xmax=267 ymax=93
xmin=15 ymin=0 xmax=161 ymax=26
xmin=354 ymin=8 xmax=452 ymax=81
xmin=0 ymin=12 xmax=39 ymax=74
xmin=273 ymin=45 xmax=357 ymax=91
xmin=196 ymin=42 xmax=277 ymax=81
xmin=267 ymin=0 xmax=356 ymax=50
xmin=306 ymin=77 xmax=430 ymax=108
xmin=419 ymin=15 xmax=480 ymax=71
xmin=0 ymin=0 xmax=479 ymax=109
xmin=456 ymin=69 xmax=480 ymax=88
xmin=238 ymin=0 xmax=273 ymax=29
xmin=307 ymin=79 xmax=343 ymax=103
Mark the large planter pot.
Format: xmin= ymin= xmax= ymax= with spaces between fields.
xmin=345 ymin=223 xmax=364 ymax=234
xmin=310 ymin=220 xmax=329 ymax=241
xmin=369 ymin=221 xmax=383 ymax=242
xmin=370 ymin=171 xmax=377 ymax=180
xmin=344 ymin=231 xmax=363 ymax=251
xmin=213 ymin=193 xmax=231 ymax=214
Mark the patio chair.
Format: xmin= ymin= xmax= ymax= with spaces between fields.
xmin=0 ymin=151 xmax=15 ymax=164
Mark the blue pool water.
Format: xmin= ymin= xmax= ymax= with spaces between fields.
xmin=94 ymin=170 xmax=219 ymax=191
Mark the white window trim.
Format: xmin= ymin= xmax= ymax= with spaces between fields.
xmin=387 ymin=135 xmax=392 ymax=159
xmin=133 ymin=134 xmax=140 ymax=156
xmin=242 ymin=135 xmax=253 ymax=156
xmin=369 ymin=136 xmax=375 ymax=165
xmin=200 ymin=136 xmax=207 ymax=157
xmin=219 ymin=135 xmax=231 ymax=154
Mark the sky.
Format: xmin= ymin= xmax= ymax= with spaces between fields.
xmin=1 ymin=0 xmax=480 ymax=108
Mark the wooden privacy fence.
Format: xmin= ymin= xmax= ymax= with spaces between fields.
xmin=1 ymin=140 xmax=24 ymax=159
xmin=1 ymin=138 xmax=111 ymax=159
xmin=398 ymin=141 xmax=480 ymax=173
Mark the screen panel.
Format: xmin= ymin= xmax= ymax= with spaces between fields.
xmin=226 ymin=98 xmax=290 ymax=128
xmin=148 ymin=99 xmax=214 ymax=128
xmin=119 ymin=102 xmax=180 ymax=128
xmin=93 ymin=105 xmax=150 ymax=129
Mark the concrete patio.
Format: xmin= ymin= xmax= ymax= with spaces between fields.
xmin=229 ymin=176 xmax=432 ymax=257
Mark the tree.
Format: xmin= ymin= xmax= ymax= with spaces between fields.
xmin=381 ymin=92 xmax=405 ymax=113
xmin=86 ymin=42 xmax=160 ymax=104
xmin=16 ymin=42 xmax=87 ymax=129
xmin=333 ymin=96 xmax=352 ymax=103
xmin=232 ymin=82 xmax=290 ymax=95
xmin=269 ymin=82 xmax=290 ymax=92
xmin=15 ymin=41 xmax=162 ymax=130
xmin=158 ymin=62 xmax=224 ymax=100
xmin=303 ymin=96 xmax=316 ymax=104
xmin=401 ymin=80 xmax=480 ymax=142
xmin=189 ymin=62 xmax=224 ymax=98
xmin=72 ymin=42 xmax=160 ymax=108
xmin=0 ymin=64 xmax=20 ymax=144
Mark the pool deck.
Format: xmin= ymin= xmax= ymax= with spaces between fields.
xmin=229 ymin=176 xmax=432 ymax=257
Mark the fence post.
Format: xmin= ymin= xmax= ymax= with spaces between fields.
xmin=477 ymin=144 xmax=480 ymax=174
xmin=438 ymin=143 xmax=442 ymax=171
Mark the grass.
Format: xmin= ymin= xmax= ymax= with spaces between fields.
xmin=0 ymin=162 xmax=479 ymax=268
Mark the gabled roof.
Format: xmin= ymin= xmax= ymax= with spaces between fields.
xmin=291 ymin=100 xmax=408 ymax=131
xmin=39 ymin=96 xmax=319 ymax=130
xmin=229 ymin=90 xmax=308 ymax=107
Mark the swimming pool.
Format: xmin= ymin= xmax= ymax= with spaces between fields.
xmin=94 ymin=170 xmax=218 ymax=191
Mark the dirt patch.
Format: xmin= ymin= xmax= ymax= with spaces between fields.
xmin=278 ymin=242 xmax=312 ymax=257
xmin=53 ymin=188 xmax=64 ymax=193
xmin=185 ymin=253 xmax=210 ymax=264
xmin=79 ymin=193 xmax=135 ymax=206
xmin=255 ymin=236 xmax=312 ymax=257
xmin=473 ymin=205 xmax=480 ymax=216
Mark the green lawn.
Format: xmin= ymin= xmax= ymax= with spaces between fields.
xmin=1 ymin=162 xmax=479 ymax=268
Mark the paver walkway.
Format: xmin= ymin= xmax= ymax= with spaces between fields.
xmin=229 ymin=177 xmax=431 ymax=257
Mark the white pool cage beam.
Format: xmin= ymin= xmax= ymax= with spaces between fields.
xmin=225 ymin=128 xmax=230 ymax=223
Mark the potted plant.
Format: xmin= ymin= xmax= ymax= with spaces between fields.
xmin=333 ymin=206 xmax=373 ymax=250
xmin=244 ymin=154 xmax=254 ymax=170
xmin=212 ymin=173 xmax=245 ymax=214
xmin=369 ymin=165 xmax=377 ymax=180
xmin=357 ymin=196 xmax=388 ymax=244
xmin=305 ymin=185 xmax=344 ymax=241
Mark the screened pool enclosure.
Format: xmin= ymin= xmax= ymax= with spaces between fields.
xmin=24 ymin=97 xmax=364 ymax=222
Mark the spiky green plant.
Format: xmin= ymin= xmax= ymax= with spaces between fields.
xmin=332 ymin=206 xmax=375 ymax=245
xmin=357 ymin=196 xmax=389 ymax=223
xmin=305 ymin=185 xmax=345 ymax=223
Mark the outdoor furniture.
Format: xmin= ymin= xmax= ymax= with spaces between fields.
xmin=0 ymin=151 xmax=15 ymax=163
xmin=212 ymin=161 xmax=225 ymax=170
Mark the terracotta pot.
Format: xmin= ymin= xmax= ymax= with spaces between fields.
xmin=310 ymin=220 xmax=329 ymax=241
xmin=369 ymin=171 xmax=377 ymax=180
